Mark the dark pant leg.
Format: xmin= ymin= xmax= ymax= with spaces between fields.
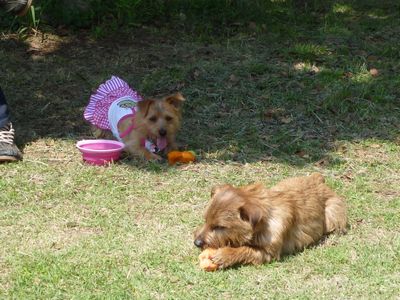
xmin=0 ymin=0 xmax=8 ymax=10
xmin=0 ymin=86 xmax=10 ymax=127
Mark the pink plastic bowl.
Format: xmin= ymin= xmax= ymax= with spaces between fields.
xmin=76 ymin=139 xmax=125 ymax=165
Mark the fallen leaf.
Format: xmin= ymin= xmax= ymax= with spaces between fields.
xmin=340 ymin=172 xmax=353 ymax=181
xmin=309 ymin=65 xmax=320 ymax=74
xmin=314 ymin=157 xmax=329 ymax=167
xmin=369 ymin=68 xmax=379 ymax=76
xmin=294 ymin=62 xmax=306 ymax=70
xmin=367 ymin=55 xmax=378 ymax=61
xmin=280 ymin=116 xmax=293 ymax=124
xmin=295 ymin=150 xmax=307 ymax=158
xmin=343 ymin=71 xmax=353 ymax=78
xmin=51 ymin=242 xmax=62 ymax=250
xmin=263 ymin=108 xmax=285 ymax=119
xmin=229 ymin=74 xmax=238 ymax=82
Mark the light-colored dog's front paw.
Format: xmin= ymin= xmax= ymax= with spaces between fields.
xmin=142 ymin=150 xmax=162 ymax=161
xmin=199 ymin=248 xmax=218 ymax=272
xmin=211 ymin=248 xmax=237 ymax=269
xmin=150 ymin=153 xmax=163 ymax=161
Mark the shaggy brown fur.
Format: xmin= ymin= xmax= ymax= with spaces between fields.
xmin=194 ymin=173 xmax=347 ymax=269
xmin=93 ymin=93 xmax=184 ymax=160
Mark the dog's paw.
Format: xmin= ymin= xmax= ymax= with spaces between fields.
xmin=149 ymin=153 xmax=163 ymax=161
xmin=199 ymin=248 xmax=218 ymax=272
xmin=211 ymin=248 xmax=236 ymax=269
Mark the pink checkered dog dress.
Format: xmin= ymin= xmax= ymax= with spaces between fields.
xmin=84 ymin=76 xmax=162 ymax=153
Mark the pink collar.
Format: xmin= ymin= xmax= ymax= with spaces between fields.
xmin=119 ymin=114 xmax=136 ymax=139
xmin=118 ymin=115 xmax=167 ymax=151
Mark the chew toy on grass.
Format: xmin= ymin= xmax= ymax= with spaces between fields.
xmin=199 ymin=248 xmax=218 ymax=272
xmin=167 ymin=150 xmax=196 ymax=165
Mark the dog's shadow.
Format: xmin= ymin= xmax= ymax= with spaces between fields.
xmin=119 ymin=156 xmax=169 ymax=173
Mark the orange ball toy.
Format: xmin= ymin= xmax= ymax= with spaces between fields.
xmin=167 ymin=151 xmax=196 ymax=165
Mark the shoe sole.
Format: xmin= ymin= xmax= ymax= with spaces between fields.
xmin=0 ymin=155 xmax=19 ymax=162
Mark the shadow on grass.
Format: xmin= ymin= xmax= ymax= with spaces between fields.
xmin=0 ymin=0 xmax=399 ymax=168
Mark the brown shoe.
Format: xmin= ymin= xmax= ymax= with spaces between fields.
xmin=0 ymin=122 xmax=22 ymax=162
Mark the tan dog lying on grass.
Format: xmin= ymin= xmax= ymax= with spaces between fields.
xmin=194 ymin=173 xmax=348 ymax=270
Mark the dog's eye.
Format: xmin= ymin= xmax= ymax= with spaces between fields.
xmin=165 ymin=116 xmax=173 ymax=122
xmin=212 ymin=226 xmax=225 ymax=231
xmin=149 ymin=116 xmax=157 ymax=122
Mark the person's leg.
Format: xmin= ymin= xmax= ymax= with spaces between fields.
xmin=0 ymin=1 xmax=31 ymax=161
xmin=0 ymin=0 xmax=32 ymax=16
xmin=0 ymin=1 xmax=31 ymax=162
xmin=0 ymin=87 xmax=22 ymax=162
xmin=0 ymin=87 xmax=10 ymax=127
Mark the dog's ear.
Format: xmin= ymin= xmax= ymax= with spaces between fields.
xmin=239 ymin=202 xmax=263 ymax=228
xmin=211 ymin=184 xmax=232 ymax=197
xmin=211 ymin=185 xmax=218 ymax=197
xmin=138 ymin=99 xmax=155 ymax=117
xmin=165 ymin=92 xmax=185 ymax=109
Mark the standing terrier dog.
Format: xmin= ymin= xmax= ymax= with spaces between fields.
xmin=84 ymin=76 xmax=184 ymax=160
xmin=194 ymin=173 xmax=347 ymax=270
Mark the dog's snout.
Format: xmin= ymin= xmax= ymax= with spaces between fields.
xmin=194 ymin=238 xmax=204 ymax=248
xmin=159 ymin=128 xmax=167 ymax=136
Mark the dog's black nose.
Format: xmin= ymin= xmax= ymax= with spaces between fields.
xmin=159 ymin=128 xmax=167 ymax=136
xmin=194 ymin=238 xmax=204 ymax=248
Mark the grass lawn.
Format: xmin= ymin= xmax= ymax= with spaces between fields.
xmin=1 ymin=1 xmax=399 ymax=298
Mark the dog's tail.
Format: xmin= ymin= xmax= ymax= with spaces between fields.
xmin=324 ymin=196 xmax=348 ymax=234
xmin=90 ymin=125 xmax=114 ymax=139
